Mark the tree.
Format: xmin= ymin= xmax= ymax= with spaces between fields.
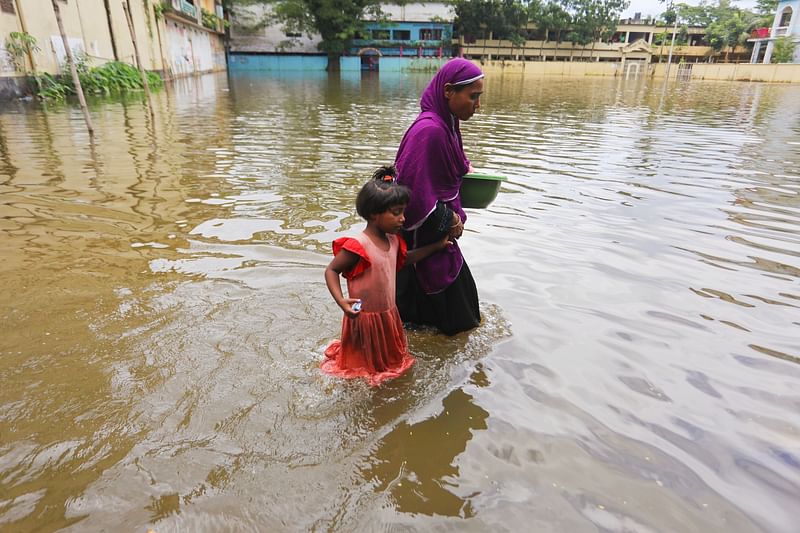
xmin=538 ymin=1 xmax=572 ymax=59
xmin=753 ymin=0 xmax=777 ymax=29
xmin=564 ymin=0 xmax=629 ymax=60
xmin=705 ymin=0 xmax=755 ymax=61
xmin=449 ymin=0 xmax=530 ymax=59
xmin=771 ymin=35 xmax=795 ymax=63
xmin=270 ymin=0 xmax=383 ymax=71
xmin=450 ymin=0 xmax=529 ymax=41
xmin=656 ymin=1 xmax=757 ymax=62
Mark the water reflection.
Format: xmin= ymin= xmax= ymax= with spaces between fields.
xmin=1 ymin=71 xmax=799 ymax=532
xmin=360 ymin=385 xmax=490 ymax=518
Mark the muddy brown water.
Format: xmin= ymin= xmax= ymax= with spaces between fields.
xmin=1 ymin=71 xmax=799 ymax=532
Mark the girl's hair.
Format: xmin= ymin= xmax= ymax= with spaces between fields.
xmin=355 ymin=165 xmax=410 ymax=219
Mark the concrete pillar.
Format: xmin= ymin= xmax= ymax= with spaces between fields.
xmin=763 ymin=40 xmax=775 ymax=64
xmin=625 ymin=31 xmax=630 ymax=43
xmin=750 ymin=40 xmax=762 ymax=63
xmin=648 ymin=32 xmax=654 ymax=44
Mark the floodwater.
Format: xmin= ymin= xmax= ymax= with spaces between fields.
xmin=1 ymin=70 xmax=799 ymax=532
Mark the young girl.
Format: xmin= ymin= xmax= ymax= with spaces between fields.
xmin=323 ymin=166 xmax=451 ymax=386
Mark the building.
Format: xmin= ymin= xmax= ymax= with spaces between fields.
xmin=1 ymin=0 xmax=227 ymax=100
xmin=749 ymin=0 xmax=799 ymax=63
xmin=228 ymin=2 xmax=454 ymax=71
xmin=350 ymin=3 xmax=453 ymax=69
xmin=458 ymin=18 xmax=750 ymax=64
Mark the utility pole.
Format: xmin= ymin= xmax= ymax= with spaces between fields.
xmin=122 ymin=0 xmax=155 ymax=122
xmin=51 ymin=0 xmax=94 ymax=137
xmin=664 ymin=10 xmax=679 ymax=80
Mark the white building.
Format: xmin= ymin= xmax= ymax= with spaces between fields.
xmin=750 ymin=0 xmax=800 ymax=63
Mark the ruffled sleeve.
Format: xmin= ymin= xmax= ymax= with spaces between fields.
xmin=396 ymin=235 xmax=407 ymax=271
xmin=332 ymin=237 xmax=370 ymax=279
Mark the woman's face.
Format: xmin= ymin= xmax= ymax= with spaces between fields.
xmin=444 ymin=79 xmax=484 ymax=121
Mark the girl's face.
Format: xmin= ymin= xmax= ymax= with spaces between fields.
xmin=373 ymin=204 xmax=406 ymax=234
xmin=445 ymin=79 xmax=484 ymax=121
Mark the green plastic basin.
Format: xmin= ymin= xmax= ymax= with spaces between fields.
xmin=460 ymin=173 xmax=506 ymax=208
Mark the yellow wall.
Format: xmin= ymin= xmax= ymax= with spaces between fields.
xmin=655 ymin=62 xmax=800 ymax=83
xmin=461 ymin=38 xmax=750 ymax=63
xmin=474 ymin=59 xmax=800 ymax=84
xmin=1 ymin=6 xmax=24 ymax=74
xmin=2 ymin=0 xmax=163 ymax=75
xmin=474 ymin=60 xmax=624 ymax=77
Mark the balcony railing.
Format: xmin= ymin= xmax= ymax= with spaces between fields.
xmin=170 ymin=0 xmax=196 ymax=19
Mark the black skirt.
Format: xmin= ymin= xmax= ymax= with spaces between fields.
xmin=396 ymin=261 xmax=481 ymax=336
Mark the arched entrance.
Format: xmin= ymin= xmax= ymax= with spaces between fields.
xmin=357 ymin=47 xmax=382 ymax=71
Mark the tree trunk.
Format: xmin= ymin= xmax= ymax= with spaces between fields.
xmin=51 ymin=0 xmax=94 ymax=137
xmin=326 ymin=52 xmax=341 ymax=72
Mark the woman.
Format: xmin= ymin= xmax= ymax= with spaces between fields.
xmin=394 ymin=58 xmax=484 ymax=336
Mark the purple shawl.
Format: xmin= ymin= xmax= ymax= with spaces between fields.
xmin=395 ymin=58 xmax=484 ymax=294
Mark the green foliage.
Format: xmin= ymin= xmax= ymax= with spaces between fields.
xmin=755 ymin=0 xmax=778 ymax=15
xmin=564 ymin=0 xmax=630 ymax=45
xmin=153 ymin=2 xmax=166 ymax=19
xmin=80 ymin=61 xmax=164 ymax=94
xmin=535 ymin=1 xmax=573 ymax=42
xmin=652 ymin=27 xmax=688 ymax=46
xmin=656 ymin=1 xmax=757 ymax=58
xmin=38 ymin=73 xmax=70 ymax=101
xmin=772 ymin=36 xmax=795 ymax=63
xmin=450 ymin=0 xmax=627 ymax=46
xmin=5 ymin=31 xmax=40 ymax=72
xmin=752 ymin=0 xmax=777 ymax=27
xmin=37 ymin=61 xmax=163 ymax=101
xmin=202 ymin=8 xmax=226 ymax=30
xmin=705 ymin=1 xmax=754 ymax=52
xmin=272 ymin=0 xmax=384 ymax=58
xmin=449 ymin=0 xmax=530 ymax=42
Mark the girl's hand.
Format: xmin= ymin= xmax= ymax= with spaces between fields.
xmin=341 ymin=298 xmax=361 ymax=318
xmin=438 ymin=234 xmax=454 ymax=250
xmin=449 ymin=212 xmax=464 ymax=240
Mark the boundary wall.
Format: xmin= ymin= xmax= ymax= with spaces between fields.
xmin=227 ymin=54 xmax=448 ymax=73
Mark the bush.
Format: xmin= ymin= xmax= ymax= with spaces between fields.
xmin=37 ymin=61 xmax=163 ymax=100
xmin=772 ymin=36 xmax=796 ymax=64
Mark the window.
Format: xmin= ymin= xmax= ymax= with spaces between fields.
xmin=285 ymin=32 xmax=301 ymax=38
xmin=0 ymin=0 xmax=15 ymax=14
xmin=419 ymin=28 xmax=443 ymax=40
xmin=392 ymin=30 xmax=411 ymax=40
xmin=370 ymin=29 xmax=390 ymax=40
xmin=779 ymin=7 xmax=793 ymax=27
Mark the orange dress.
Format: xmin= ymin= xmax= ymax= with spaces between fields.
xmin=322 ymin=232 xmax=415 ymax=386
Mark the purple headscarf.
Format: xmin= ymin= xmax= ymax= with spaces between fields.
xmin=394 ymin=58 xmax=484 ymax=294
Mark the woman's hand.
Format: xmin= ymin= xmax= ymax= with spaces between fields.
xmin=449 ymin=212 xmax=464 ymax=240
xmin=340 ymin=298 xmax=362 ymax=318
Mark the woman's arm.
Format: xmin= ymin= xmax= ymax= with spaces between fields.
xmin=324 ymin=250 xmax=362 ymax=318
